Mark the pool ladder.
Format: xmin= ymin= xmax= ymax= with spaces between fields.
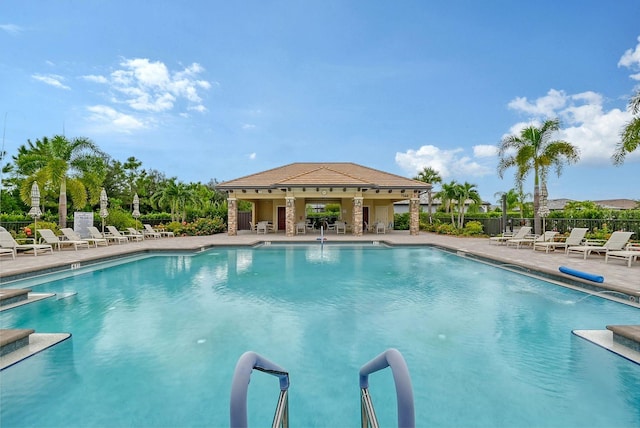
xmin=229 ymin=348 xmax=414 ymax=428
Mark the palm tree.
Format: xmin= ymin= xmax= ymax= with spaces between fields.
xmin=435 ymin=181 xmax=460 ymax=226
xmin=497 ymin=119 xmax=579 ymax=234
xmin=456 ymin=181 xmax=481 ymax=228
xmin=150 ymin=179 xmax=195 ymax=222
xmin=13 ymin=135 xmax=107 ymax=228
xmin=414 ymin=166 xmax=442 ymax=223
xmin=493 ymin=188 xmax=519 ymax=211
xmin=613 ymin=89 xmax=640 ymax=165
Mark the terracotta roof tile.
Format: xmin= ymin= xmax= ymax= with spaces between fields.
xmin=217 ymin=162 xmax=430 ymax=189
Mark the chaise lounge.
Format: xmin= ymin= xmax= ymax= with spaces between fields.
xmin=566 ymin=231 xmax=634 ymax=260
xmin=533 ymin=227 xmax=588 ymax=253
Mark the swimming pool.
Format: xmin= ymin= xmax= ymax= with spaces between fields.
xmin=1 ymin=245 xmax=639 ymax=427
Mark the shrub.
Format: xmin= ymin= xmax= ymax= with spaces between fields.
xmin=179 ymin=217 xmax=226 ymax=236
xmin=435 ymin=223 xmax=458 ymax=235
xmin=461 ymin=220 xmax=484 ymax=236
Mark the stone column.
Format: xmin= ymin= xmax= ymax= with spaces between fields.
xmin=285 ymin=197 xmax=295 ymax=237
xmin=227 ymin=197 xmax=237 ymax=236
xmin=352 ymin=197 xmax=363 ymax=236
xmin=409 ymin=197 xmax=420 ymax=235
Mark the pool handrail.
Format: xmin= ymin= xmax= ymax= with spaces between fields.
xmin=359 ymin=348 xmax=415 ymax=428
xmin=230 ymin=351 xmax=290 ymax=428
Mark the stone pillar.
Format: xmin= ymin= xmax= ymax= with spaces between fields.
xmin=409 ymin=197 xmax=420 ymax=236
xmin=285 ymin=197 xmax=295 ymax=237
xmin=352 ymin=197 xmax=363 ymax=236
xmin=227 ymin=197 xmax=237 ymax=236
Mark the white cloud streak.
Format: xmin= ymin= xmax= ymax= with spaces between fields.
xmin=86 ymin=105 xmax=147 ymax=133
xmin=32 ymin=73 xmax=71 ymax=90
xmin=395 ymin=144 xmax=493 ymax=180
xmin=0 ymin=23 xmax=22 ymax=35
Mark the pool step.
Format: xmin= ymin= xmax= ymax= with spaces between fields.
xmin=0 ymin=329 xmax=35 ymax=357
xmin=606 ymin=325 xmax=640 ymax=353
xmin=0 ymin=288 xmax=32 ymax=306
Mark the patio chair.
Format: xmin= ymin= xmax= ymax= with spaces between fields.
xmin=101 ymin=226 xmax=129 ymax=244
xmin=296 ymin=222 xmax=306 ymax=235
xmin=256 ymin=221 xmax=269 ymax=234
xmin=0 ymin=247 xmax=16 ymax=259
xmin=507 ymin=230 xmax=557 ymax=249
xmin=566 ymin=231 xmax=634 ymax=260
xmin=605 ymin=243 xmax=640 ymax=267
xmin=142 ymin=224 xmax=162 ymax=239
xmin=375 ymin=221 xmax=386 ymax=234
xmin=533 ymin=227 xmax=588 ymax=253
xmin=60 ymin=228 xmax=107 ymax=247
xmin=0 ymin=230 xmax=53 ymax=256
xmin=38 ymin=228 xmax=90 ymax=251
xmin=123 ymin=227 xmax=145 ymax=242
xmin=489 ymin=226 xmax=531 ymax=245
xmin=335 ymin=221 xmax=346 ymax=234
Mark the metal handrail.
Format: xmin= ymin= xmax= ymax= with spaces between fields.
xmin=359 ymin=348 xmax=415 ymax=428
xmin=230 ymin=351 xmax=289 ymax=428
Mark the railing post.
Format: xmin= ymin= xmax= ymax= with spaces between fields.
xmin=359 ymin=348 xmax=415 ymax=428
xmin=230 ymin=351 xmax=289 ymax=428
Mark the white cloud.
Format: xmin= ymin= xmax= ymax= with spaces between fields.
xmin=81 ymin=74 xmax=109 ymax=84
xmin=0 ymin=23 xmax=22 ymax=35
xmin=395 ymin=144 xmax=493 ymax=180
xmin=32 ymin=73 xmax=70 ymax=90
xmin=618 ymin=36 xmax=640 ymax=69
xmin=507 ymin=90 xmax=633 ymax=165
xmin=242 ymin=123 xmax=256 ymax=130
xmin=473 ymin=145 xmax=497 ymax=157
xmin=507 ymin=89 xmax=568 ymax=117
xmin=85 ymin=57 xmax=212 ymax=113
xmin=86 ymin=105 xmax=146 ymax=133
xmin=248 ymin=152 xmax=257 ymax=160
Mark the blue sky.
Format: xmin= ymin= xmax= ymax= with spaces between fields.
xmin=2 ymin=1 xmax=639 ymax=204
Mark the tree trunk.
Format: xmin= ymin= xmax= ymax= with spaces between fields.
xmin=427 ymin=191 xmax=433 ymax=224
xmin=59 ymin=178 xmax=67 ymax=228
xmin=533 ymin=183 xmax=541 ymax=235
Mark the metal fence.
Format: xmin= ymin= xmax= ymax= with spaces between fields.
xmin=471 ymin=217 xmax=640 ymax=238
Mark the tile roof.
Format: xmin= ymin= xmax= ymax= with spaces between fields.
xmin=216 ymin=162 xmax=431 ymax=189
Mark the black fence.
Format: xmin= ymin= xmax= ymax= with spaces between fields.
xmin=470 ymin=217 xmax=640 ymax=238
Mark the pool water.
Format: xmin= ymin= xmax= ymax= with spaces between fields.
xmin=1 ymin=245 xmax=639 ymax=427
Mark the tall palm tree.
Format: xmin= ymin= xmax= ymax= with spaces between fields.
xmin=493 ymin=188 xmax=519 ymax=211
xmin=456 ymin=181 xmax=481 ymax=228
xmin=414 ymin=166 xmax=442 ymax=223
xmin=150 ymin=179 xmax=195 ymax=222
xmin=497 ymin=119 xmax=579 ymax=234
xmin=14 ymin=135 xmax=107 ymax=227
xmin=613 ymin=89 xmax=640 ymax=165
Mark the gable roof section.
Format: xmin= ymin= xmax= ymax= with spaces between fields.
xmin=217 ymin=162 xmax=430 ymax=190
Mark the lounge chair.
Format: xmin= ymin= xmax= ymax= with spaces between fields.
xmin=60 ymin=228 xmax=108 ymax=247
xmin=0 ymin=230 xmax=53 ymax=256
xmin=142 ymin=224 xmax=162 ymax=239
xmin=0 ymin=247 xmax=16 ymax=259
xmin=38 ymin=228 xmax=90 ymax=251
xmin=90 ymin=226 xmax=126 ymax=244
xmin=295 ymin=222 xmax=306 ymax=235
xmin=566 ymin=231 xmax=634 ymax=260
xmin=604 ymin=243 xmax=640 ymax=267
xmin=507 ymin=230 xmax=557 ymax=249
xmin=533 ymin=227 xmax=588 ymax=253
xmin=489 ymin=226 xmax=531 ymax=245
xmin=104 ymin=226 xmax=131 ymax=244
xmin=123 ymin=227 xmax=145 ymax=241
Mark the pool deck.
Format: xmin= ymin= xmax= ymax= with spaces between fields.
xmin=1 ymin=230 xmax=638 ymax=365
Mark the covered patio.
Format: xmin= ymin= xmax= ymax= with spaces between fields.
xmin=216 ymin=162 xmax=431 ymax=236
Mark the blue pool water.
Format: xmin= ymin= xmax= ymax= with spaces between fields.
xmin=1 ymin=245 xmax=639 ymax=427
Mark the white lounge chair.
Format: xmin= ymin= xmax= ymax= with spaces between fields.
xmin=87 ymin=226 xmax=121 ymax=245
xmin=605 ymin=243 xmax=640 ymax=267
xmin=507 ymin=230 xmax=557 ymax=249
xmin=566 ymin=231 xmax=634 ymax=260
xmin=533 ymin=227 xmax=588 ymax=253
xmin=142 ymin=224 xmax=162 ymax=239
xmin=0 ymin=230 xmax=53 ymax=256
xmin=124 ymin=227 xmax=145 ymax=241
xmin=104 ymin=226 xmax=131 ymax=244
xmin=295 ymin=222 xmax=306 ymax=235
xmin=61 ymin=228 xmax=107 ymax=247
xmin=38 ymin=228 xmax=90 ymax=251
xmin=489 ymin=226 xmax=531 ymax=245
xmin=0 ymin=247 xmax=16 ymax=259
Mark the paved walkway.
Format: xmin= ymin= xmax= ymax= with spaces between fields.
xmin=1 ymin=231 xmax=638 ymax=301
